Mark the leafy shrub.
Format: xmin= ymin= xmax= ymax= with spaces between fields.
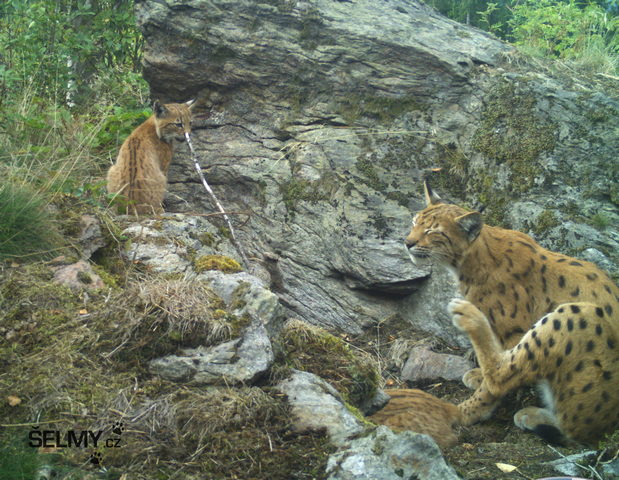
xmin=0 ymin=0 xmax=142 ymax=106
xmin=509 ymin=0 xmax=619 ymax=71
xmin=427 ymin=0 xmax=619 ymax=73
xmin=0 ymin=181 xmax=62 ymax=260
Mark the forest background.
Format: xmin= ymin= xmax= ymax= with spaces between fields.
xmin=0 ymin=0 xmax=618 ymax=260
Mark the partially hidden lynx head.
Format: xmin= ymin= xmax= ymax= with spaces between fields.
xmin=153 ymin=99 xmax=196 ymax=143
xmin=405 ymin=181 xmax=483 ymax=269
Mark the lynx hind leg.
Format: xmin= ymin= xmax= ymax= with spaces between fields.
xmin=462 ymin=368 xmax=483 ymax=390
xmin=514 ymin=407 xmax=565 ymax=445
xmin=131 ymin=175 xmax=166 ymax=215
xmin=369 ymin=389 xmax=461 ymax=449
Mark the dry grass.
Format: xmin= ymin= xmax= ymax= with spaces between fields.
xmin=0 ymin=262 xmax=334 ymax=478
xmin=93 ymin=275 xmax=237 ymax=362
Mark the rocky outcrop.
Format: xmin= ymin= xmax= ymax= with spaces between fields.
xmin=147 ymin=270 xmax=282 ymax=384
xmin=134 ymin=0 xmax=618 ymax=345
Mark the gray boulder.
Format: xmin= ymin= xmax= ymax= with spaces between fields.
xmin=77 ymin=214 xmax=105 ymax=259
xmin=135 ymin=0 xmax=618 ymax=345
xmin=148 ymin=253 xmax=284 ymax=385
xmin=149 ymin=321 xmax=273 ymax=385
xmin=120 ymin=213 xmax=242 ymax=273
xmin=276 ymin=370 xmax=365 ymax=446
xmin=326 ymin=425 xmax=461 ymax=480
xmin=198 ymin=270 xmax=284 ymax=337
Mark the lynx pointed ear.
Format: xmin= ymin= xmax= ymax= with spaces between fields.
xmin=153 ymin=100 xmax=166 ymax=117
xmin=186 ymin=99 xmax=197 ymax=109
xmin=424 ymin=181 xmax=442 ymax=206
xmin=455 ymin=212 xmax=483 ymax=242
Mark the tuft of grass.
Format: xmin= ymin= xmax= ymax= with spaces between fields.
xmin=0 ymin=181 xmax=63 ymax=260
xmin=0 ymin=435 xmax=41 ymax=480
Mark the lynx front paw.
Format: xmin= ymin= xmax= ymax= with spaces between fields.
xmin=462 ymin=368 xmax=483 ymax=390
xmin=448 ymin=298 xmax=487 ymax=333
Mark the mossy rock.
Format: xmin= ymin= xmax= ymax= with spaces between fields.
xmin=194 ymin=254 xmax=242 ymax=274
xmin=279 ymin=177 xmax=330 ymax=217
xmin=472 ymin=78 xmax=557 ymax=193
xmin=279 ymin=319 xmax=381 ymax=408
xmin=336 ymin=93 xmax=426 ymax=125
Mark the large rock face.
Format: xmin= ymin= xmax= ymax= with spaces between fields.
xmin=134 ymin=0 xmax=618 ymax=341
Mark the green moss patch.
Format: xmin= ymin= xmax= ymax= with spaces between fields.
xmin=193 ymin=254 xmax=242 ymax=274
xmin=472 ymin=79 xmax=557 ymax=192
xmin=279 ymin=178 xmax=330 ymax=218
xmin=279 ymin=319 xmax=381 ymax=408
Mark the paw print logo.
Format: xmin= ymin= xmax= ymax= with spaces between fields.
xmin=89 ymin=451 xmax=103 ymax=466
xmin=111 ymin=421 xmax=125 ymax=436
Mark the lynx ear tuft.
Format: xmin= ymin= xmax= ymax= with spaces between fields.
xmin=423 ymin=181 xmax=442 ymax=206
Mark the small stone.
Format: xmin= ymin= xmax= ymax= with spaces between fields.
xmin=78 ymin=214 xmax=105 ymax=259
xmin=52 ymin=261 xmax=105 ymax=291
xmin=401 ymin=346 xmax=473 ymax=382
xmin=326 ymin=426 xmax=460 ymax=480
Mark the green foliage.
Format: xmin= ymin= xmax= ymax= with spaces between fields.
xmin=93 ymin=105 xmax=151 ymax=152
xmin=426 ymin=0 xmax=619 ymax=73
xmin=509 ymin=0 xmax=619 ymax=70
xmin=425 ymin=0 xmax=513 ymax=37
xmin=0 ymin=0 xmax=143 ymax=105
xmin=0 ymin=0 xmax=148 ymax=219
xmin=0 ymin=85 xmax=149 ymax=202
xmin=0 ymin=181 xmax=62 ymax=260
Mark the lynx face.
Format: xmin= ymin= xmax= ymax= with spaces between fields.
xmin=154 ymin=99 xmax=195 ymax=143
xmin=405 ymin=203 xmax=482 ymax=269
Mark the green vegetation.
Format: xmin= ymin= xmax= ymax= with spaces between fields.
xmin=0 ymin=0 xmax=148 ymax=261
xmin=0 ymin=0 xmax=143 ymax=105
xmin=0 ymin=182 xmax=62 ymax=260
xmin=0 ymin=436 xmax=42 ymax=480
xmin=425 ymin=0 xmax=618 ymax=74
xmin=194 ymin=254 xmax=243 ymax=274
xmin=280 ymin=319 xmax=381 ymax=408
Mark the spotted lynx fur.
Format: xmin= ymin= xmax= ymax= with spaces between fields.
xmin=107 ymin=99 xmax=195 ymax=214
xmin=403 ymin=182 xmax=618 ymax=445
